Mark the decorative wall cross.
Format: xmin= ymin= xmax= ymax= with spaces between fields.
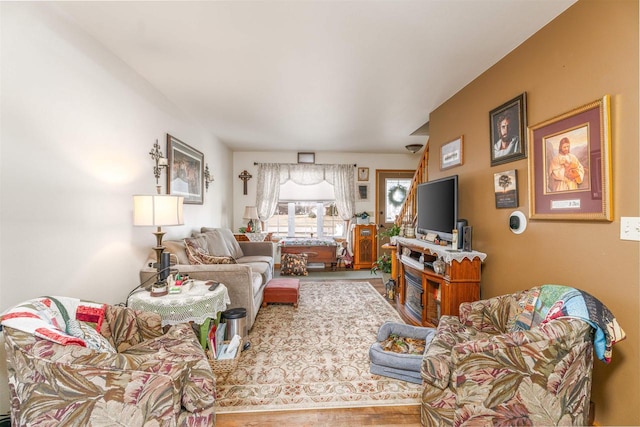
xmin=238 ymin=170 xmax=252 ymax=195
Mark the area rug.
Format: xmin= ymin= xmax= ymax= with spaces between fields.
xmin=215 ymin=281 xmax=422 ymax=413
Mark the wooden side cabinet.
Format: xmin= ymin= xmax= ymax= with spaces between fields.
xmin=352 ymin=224 xmax=376 ymax=270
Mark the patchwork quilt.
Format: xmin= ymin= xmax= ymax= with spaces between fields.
xmin=513 ymin=284 xmax=626 ymax=363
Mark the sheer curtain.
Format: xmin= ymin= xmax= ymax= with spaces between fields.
xmin=255 ymin=163 xmax=355 ymax=222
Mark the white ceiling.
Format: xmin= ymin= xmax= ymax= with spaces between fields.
xmin=55 ymin=1 xmax=576 ymax=154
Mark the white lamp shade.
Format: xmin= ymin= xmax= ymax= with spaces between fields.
xmin=133 ymin=194 xmax=184 ymax=226
xmin=243 ymin=206 xmax=259 ymax=220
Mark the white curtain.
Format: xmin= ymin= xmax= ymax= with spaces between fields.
xmin=255 ymin=163 xmax=281 ymax=222
xmin=255 ymin=163 xmax=355 ymax=221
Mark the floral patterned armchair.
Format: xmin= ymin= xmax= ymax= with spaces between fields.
xmin=2 ymin=296 xmax=216 ymax=426
xmin=421 ymin=285 xmax=625 ymax=426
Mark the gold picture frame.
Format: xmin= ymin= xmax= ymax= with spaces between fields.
xmin=167 ymin=134 xmax=204 ymax=205
xmin=357 ymin=167 xmax=369 ymax=181
xmin=527 ymin=95 xmax=612 ymax=220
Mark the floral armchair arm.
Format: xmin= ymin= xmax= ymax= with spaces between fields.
xmin=458 ymin=289 xmax=531 ymax=334
xmin=100 ymin=304 xmax=163 ymax=352
xmin=448 ymin=319 xmax=594 ymax=425
xmin=421 ymin=315 xmax=493 ymax=389
xmin=4 ymin=328 xmax=193 ymax=426
xmin=120 ymin=322 xmax=216 ymax=413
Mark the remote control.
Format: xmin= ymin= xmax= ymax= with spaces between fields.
xmin=207 ymin=281 xmax=220 ymax=291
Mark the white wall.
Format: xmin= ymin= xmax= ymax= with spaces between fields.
xmin=0 ymin=3 xmax=232 ymax=413
xmin=232 ymin=151 xmax=421 ymax=232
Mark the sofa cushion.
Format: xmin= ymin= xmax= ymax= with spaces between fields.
xmin=280 ymin=253 xmax=308 ymax=276
xmin=201 ymin=227 xmax=244 ymax=258
xmin=197 ymin=231 xmax=232 ymax=257
xmin=238 ymin=255 xmax=274 ymax=265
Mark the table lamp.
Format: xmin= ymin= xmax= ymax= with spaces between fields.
xmin=133 ymin=194 xmax=184 ymax=296
xmin=243 ymin=206 xmax=259 ymax=232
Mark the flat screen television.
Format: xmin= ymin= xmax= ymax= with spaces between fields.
xmin=416 ymin=175 xmax=458 ymax=242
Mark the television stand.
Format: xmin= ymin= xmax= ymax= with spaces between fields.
xmin=394 ymin=237 xmax=487 ymax=327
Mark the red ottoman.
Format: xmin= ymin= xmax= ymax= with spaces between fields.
xmin=262 ymin=278 xmax=300 ymax=308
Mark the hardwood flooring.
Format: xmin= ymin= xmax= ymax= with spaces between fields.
xmin=217 ymin=405 xmax=421 ymax=427
xmin=216 ymin=277 xmax=423 ymax=427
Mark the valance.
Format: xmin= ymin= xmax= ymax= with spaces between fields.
xmin=255 ymin=163 xmax=355 ymax=223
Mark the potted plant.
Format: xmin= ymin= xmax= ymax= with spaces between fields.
xmin=371 ymin=253 xmax=393 ymax=284
xmin=377 ymin=223 xmax=401 ymax=244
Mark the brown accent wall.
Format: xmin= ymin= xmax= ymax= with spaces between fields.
xmin=427 ymin=1 xmax=639 ymax=425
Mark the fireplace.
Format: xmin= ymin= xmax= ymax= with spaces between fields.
xmin=404 ymin=271 xmax=423 ymax=321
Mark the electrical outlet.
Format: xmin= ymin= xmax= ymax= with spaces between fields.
xmin=620 ymin=217 xmax=640 ymax=241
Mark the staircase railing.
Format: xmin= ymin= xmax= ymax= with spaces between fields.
xmin=396 ymin=141 xmax=429 ymax=227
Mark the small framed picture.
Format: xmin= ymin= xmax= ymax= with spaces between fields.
xmin=490 ymin=93 xmax=527 ymax=166
xmin=297 ymin=152 xmax=315 ymax=164
xmin=440 ymin=136 xmax=464 ymax=170
xmin=494 ymin=169 xmax=518 ymax=209
xmin=357 ymin=167 xmax=369 ymax=181
xmin=357 ymin=184 xmax=369 ymax=200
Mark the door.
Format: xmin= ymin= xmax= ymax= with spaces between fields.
xmin=375 ymin=170 xmax=414 ymax=255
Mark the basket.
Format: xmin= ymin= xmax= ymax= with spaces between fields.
xmin=207 ymin=339 xmax=242 ymax=374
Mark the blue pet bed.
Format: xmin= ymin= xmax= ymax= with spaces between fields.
xmin=369 ymin=321 xmax=435 ymax=384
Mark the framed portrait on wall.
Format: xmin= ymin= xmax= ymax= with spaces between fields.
xmin=527 ymin=95 xmax=612 ymax=221
xmin=167 ymin=134 xmax=204 ymax=204
xmin=357 ymin=184 xmax=369 ymax=200
xmin=490 ymin=93 xmax=527 ymax=166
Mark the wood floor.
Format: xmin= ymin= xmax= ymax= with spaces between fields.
xmin=216 ymin=277 xmax=422 ymax=427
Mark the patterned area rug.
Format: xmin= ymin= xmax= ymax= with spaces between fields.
xmin=215 ymin=281 xmax=422 ymax=413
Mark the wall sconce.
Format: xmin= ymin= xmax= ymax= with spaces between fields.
xmin=204 ymin=163 xmax=214 ymax=191
xmin=149 ymin=139 xmax=169 ymax=188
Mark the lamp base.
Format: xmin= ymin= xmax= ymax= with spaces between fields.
xmin=150 ymin=283 xmax=168 ymax=297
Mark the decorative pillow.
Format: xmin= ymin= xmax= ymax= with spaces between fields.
xmin=75 ymin=302 xmax=106 ymax=333
xmin=67 ymin=319 xmax=116 ymax=353
xmin=185 ymin=238 xmax=237 ymax=265
xmin=281 ymin=253 xmax=308 ymax=276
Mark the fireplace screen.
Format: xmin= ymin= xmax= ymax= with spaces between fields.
xmin=405 ymin=272 xmax=423 ymax=320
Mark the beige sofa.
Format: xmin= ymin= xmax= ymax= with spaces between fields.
xmin=139 ymin=227 xmax=274 ymax=330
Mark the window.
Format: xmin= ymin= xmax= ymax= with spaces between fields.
xmin=266 ymin=181 xmax=345 ymax=237
xmin=385 ymin=178 xmax=411 ymax=222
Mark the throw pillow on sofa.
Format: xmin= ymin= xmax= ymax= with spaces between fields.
xmin=184 ymin=238 xmax=237 ymax=265
xmin=281 ymin=253 xmax=308 ymax=276
xmin=199 ymin=228 xmax=244 ymax=258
